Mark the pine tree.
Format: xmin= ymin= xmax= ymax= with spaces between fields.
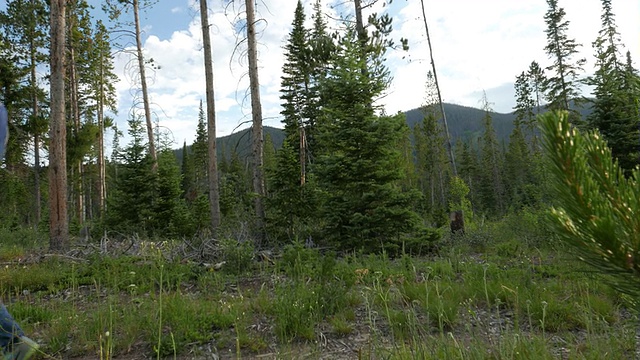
xmin=266 ymin=140 xmax=315 ymax=242
xmin=585 ymin=1 xmax=640 ymax=173
xmin=153 ymin=149 xmax=192 ymax=237
xmin=478 ymin=94 xmax=505 ymax=216
xmin=504 ymin=122 xmax=532 ymax=208
xmin=306 ymin=0 xmax=333 ymax=157
xmin=107 ymin=115 xmax=156 ymax=234
xmin=92 ymin=20 xmax=119 ymax=218
xmin=1 ymin=0 xmax=49 ymax=226
xmin=541 ymin=110 xmax=640 ymax=300
xmin=49 ymin=0 xmax=69 ymax=250
xmin=528 ymin=61 xmax=546 ymax=112
xmin=192 ymin=101 xmax=208 ymax=194
xmin=456 ymin=141 xmax=480 ymax=216
xmin=181 ymin=140 xmax=195 ymax=202
xmin=280 ymin=0 xmax=310 ymax=151
xmin=414 ymin=111 xmax=449 ymax=217
xmin=316 ymin=27 xmax=418 ymax=253
xmin=513 ymin=71 xmax=537 ymax=134
xmin=543 ymin=0 xmax=585 ymax=123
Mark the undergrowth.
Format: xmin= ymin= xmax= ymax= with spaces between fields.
xmin=0 ymin=212 xmax=636 ymax=359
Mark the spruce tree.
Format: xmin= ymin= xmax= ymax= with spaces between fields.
xmin=280 ymin=0 xmax=310 ymax=148
xmin=316 ymin=27 xmax=418 ymax=253
xmin=1 ymin=0 xmax=49 ymax=225
xmin=585 ymin=1 xmax=639 ymax=173
xmin=543 ymin=0 xmax=585 ymax=123
xmin=181 ymin=140 xmax=196 ymax=202
xmin=107 ymin=115 xmax=156 ymax=234
xmin=154 ymin=149 xmax=192 ymax=237
xmin=478 ymin=94 xmax=505 ymax=216
xmin=528 ymin=61 xmax=546 ymax=112
xmin=266 ymin=140 xmax=315 ymax=242
xmin=192 ymin=101 xmax=209 ymax=194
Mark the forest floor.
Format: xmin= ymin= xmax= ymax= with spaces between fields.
xmin=1 ymin=221 xmax=639 ymax=359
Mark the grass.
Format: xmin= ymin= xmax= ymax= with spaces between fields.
xmin=0 ymin=215 xmax=638 ymax=359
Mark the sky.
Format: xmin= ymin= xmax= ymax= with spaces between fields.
xmin=71 ymin=0 xmax=640 ymax=147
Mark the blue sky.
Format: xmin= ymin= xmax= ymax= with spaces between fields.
xmin=4 ymin=0 xmax=640 ymax=149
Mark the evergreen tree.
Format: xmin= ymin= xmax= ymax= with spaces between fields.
xmin=107 ymin=115 xmax=156 ymax=234
xmin=478 ymin=95 xmax=505 ymax=216
xmin=1 ymin=0 xmax=49 ymax=225
xmin=219 ymin=150 xmax=251 ymax=220
xmin=543 ymin=0 xmax=585 ymax=123
xmin=316 ymin=27 xmax=418 ymax=253
xmin=280 ymin=0 xmax=310 ymax=147
xmin=181 ymin=140 xmax=196 ymax=202
xmin=513 ymin=71 xmax=537 ymax=135
xmin=541 ymin=110 xmax=640 ymax=299
xmin=266 ymin=140 xmax=315 ymax=242
xmin=414 ymin=109 xmax=449 ymax=217
xmin=504 ymin=122 xmax=532 ymax=208
xmin=528 ymin=61 xmax=546 ymax=112
xmin=92 ymin=20 xmax=119 ymax=218
xmin=456 ymin=141 xmax=480 ymax=216
xmin=263 ymin=132 xmax=276 ymax=188
xmin=192 ymin=100 xmax=208 ymax=194
xmin=153 ymin=150 xmax=192 ymax=237
xmin=585 ymin=1 xmax=640 ymax=173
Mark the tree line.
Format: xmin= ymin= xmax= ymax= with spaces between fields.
xmin=0 ymin=0 xmax=638 ymax=253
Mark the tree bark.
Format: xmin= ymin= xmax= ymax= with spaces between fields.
xmin=245 ymin=0 xmax=266 ymax=243
xmin=49 ymin=0 xmax=68 ymax=252
xmin=69 ymin=31 xmax=84 ymax=225
xmin=97 ymin=43 xmax=106 ymax=216
xmin=199 ymin=0 xmax=221 ymax=232
xmin=30 ymin=37 xmax=41 ymax=228
xmin=133 ymin=0 xmax=157 ymax=170
xmin=420 ymin=0 xmax=456 ymax=177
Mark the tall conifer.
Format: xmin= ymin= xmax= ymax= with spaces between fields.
xmin=543 ymin=0 xmax=585 ymax=123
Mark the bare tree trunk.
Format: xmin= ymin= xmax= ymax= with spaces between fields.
xmin=49 ymin=0 xmax=69 ymax=252
xmin=420 ymin=0 xmax=463 ymax=233
xmin=299 ymin=126 xmax=306 ymax=185
xmin=133 ymin=0 xmax=157 ymax=170
xmin=69 ymin=40 xmax=85 ymax=225
xmin=199 ymin=0 xmax=221 ymax=232
xmin=353 ymin=0 xmax=368 ymax=78
xmin=245 ymin=0 xmax=266 ymax=243
xmin=420 ymin=0 xmax=456 ymax=177
xmin=97 ymin=44 xmax=106 ymax=216
xmin=30 ymin=38 xmax=41 ymax=228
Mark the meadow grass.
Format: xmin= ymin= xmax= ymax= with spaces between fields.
xmin=0 ymin=217 xmax=637 ymax=359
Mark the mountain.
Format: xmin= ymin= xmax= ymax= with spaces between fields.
xmin=174 ymin=126 xmax=285 ymax=162
xmin=404 ymin=103 xmax=517 ymax=143
xmin=176 ymin=101 xmax=593 ymax=161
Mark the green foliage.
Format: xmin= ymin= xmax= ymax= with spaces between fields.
xmin=266 ymin=140 xmax=318 ymax=243
xmin=541 ymin=110 xmax=640 ymax=301
xmin=315 ymin=28 xmax=419 ymax=251
xmin=191 ymin=101 xmax=208 ymax=195
xmin=414 ymin=91 xmax=451 ymax=219
xmin=219 ymin=238 xmax=254 ymax=276
xmin=106 ymin=115 xmax=157 ymax=235
xmin=478 ymin=95 xmax=505 ymax=216
xmin=543 ymin=0 xmax=585 ymax=123
xmin=584 ymin=2 xmax=640 ymax=173
xmin=447 ymin=176 xmax=472 ymax=220
xmin=153 ymin=150 xmax=192 ymax=237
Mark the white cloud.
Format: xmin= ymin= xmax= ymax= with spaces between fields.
xmin=108 ymin=0 xmax=640 ymax=148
